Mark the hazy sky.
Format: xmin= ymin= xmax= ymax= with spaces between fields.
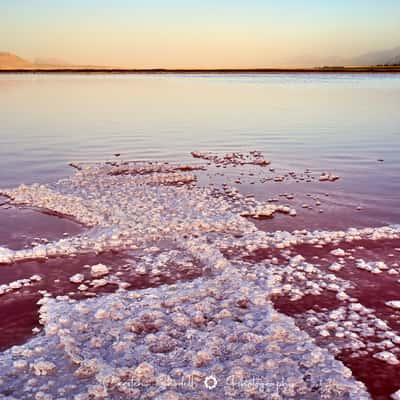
xmin=1 ymin=0 xmax=400 ymax=67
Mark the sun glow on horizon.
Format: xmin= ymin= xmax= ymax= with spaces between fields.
xmin=1 ymin=0 xmax=400 ymax=68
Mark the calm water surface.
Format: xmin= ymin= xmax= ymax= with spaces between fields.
xmin=1 ymin=73 xmax=399 ymax=226
xmin=0 ymin=75 xmax=398 ymax=173
xmin=1 ymin=73 xmax=400 ymax=399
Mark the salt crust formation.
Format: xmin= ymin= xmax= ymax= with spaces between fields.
xmin=0 ymin=158 xmax=391 ymax=399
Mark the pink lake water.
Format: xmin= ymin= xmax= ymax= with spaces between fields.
xmin=0 ymin=73 xmax=400 ymax=399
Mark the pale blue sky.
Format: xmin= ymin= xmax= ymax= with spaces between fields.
xmin=1 ymin=0 xmax=400 ymax=67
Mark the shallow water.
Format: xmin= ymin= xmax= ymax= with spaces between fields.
xmin=0 ymin=74 xmax=399 ymax=191
xmin=0 ymin=205 xmax=82 ymax=250
xmin=1 ymin=73 xmax=400 ymax=228
xmin=1 ymin=73 xmax=400 ymax=400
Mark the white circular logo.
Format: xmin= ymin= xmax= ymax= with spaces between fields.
xmin=204 ymin=375 xmax=218 ymax=390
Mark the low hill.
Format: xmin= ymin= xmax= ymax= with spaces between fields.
xmin=0 ymin=52 xmax=33 ymax=69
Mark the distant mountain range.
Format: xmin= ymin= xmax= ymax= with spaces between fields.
xmin=352 ymin=46 xmax=400 ymax=66
xmin=1 ymin=47 xmax=399 ymax=70
xmin=286 ymin=46 xmax=400 ymax=67
xmin=0 ymin=52 xmax=77 ymax=69
xmin=0 ymin=52 xmax=33 ymax=68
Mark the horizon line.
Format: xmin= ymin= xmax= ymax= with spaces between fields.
xmin=1 ymin=65 xmax=400 ymax=74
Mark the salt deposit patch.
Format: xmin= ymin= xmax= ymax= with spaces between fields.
xmin=0 ymin=266 xmax=369 ymax=399
xmin=0 ymin=246 xmax=205 ymax=351
xmin=0 ymin=158 xmax=391 ymax=398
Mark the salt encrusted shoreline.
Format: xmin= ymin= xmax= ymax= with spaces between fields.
xmin=0 ymin=267 xmax=369 ymax=399
xmin=0 ymin=158 xmax=386 ymax=399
